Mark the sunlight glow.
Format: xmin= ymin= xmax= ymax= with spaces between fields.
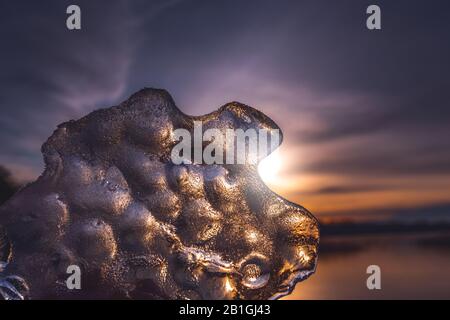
xmin=298 ymin=249 xmax=311 ymax=262
xmin=258 ymin=150 xmax=282 ymax=184
xmin=224 ymin=277 xmax=234 ymax=293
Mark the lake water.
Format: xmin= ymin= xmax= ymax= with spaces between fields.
xmin=285 ymin=232 xmax=450 ymax=299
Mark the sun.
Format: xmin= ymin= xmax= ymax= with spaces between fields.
xmin=257 ymin=150 xmax=282 ymax=184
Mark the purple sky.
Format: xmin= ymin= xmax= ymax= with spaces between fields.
xmin=1 ymin=0 xmax=450 ymax=218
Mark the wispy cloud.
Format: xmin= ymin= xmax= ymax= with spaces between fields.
xmin=0 ymin=0 xmax=137 ymax=177
xmin=1 ymin=0 xmax=450 ymax=219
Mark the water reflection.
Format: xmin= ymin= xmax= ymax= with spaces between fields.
xmin=286 ymin=232 xmax=450 ymax=299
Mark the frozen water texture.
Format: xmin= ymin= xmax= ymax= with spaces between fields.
xmin=0 ymin=89 xmax=319 ymax=299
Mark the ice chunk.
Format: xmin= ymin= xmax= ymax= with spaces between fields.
xmin=0 ymin=88 xmax=319 ymax=300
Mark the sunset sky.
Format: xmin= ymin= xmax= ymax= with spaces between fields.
xmin=1 ymin=0 xmax=450 ymax=220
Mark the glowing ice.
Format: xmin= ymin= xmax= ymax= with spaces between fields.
xmin=0 ymin=88 xmax=319 ymax=300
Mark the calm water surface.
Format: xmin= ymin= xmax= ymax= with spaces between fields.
xmin=286 ymin=232 xmax=450 ymax=299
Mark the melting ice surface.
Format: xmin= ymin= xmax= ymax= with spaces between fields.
xmin=0 ymin=263 xmax=29 ymax=300
xmin=0 ymin=89 xmax=319 ymax=299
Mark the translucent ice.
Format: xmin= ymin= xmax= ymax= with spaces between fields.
xmin=0 ymin=88 xmax=319 ymax=300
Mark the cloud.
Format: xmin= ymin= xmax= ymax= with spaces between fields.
xmin=0 ymin=0 xmax=138 ymax=177
xmin=305 ymin=184 xmax=396 ymax=195
xmin=0 ymin=0 xmax=449 ymax=217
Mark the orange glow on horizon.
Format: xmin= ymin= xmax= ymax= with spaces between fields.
xmin=264 ymin=171 xmax=450 ymax=218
